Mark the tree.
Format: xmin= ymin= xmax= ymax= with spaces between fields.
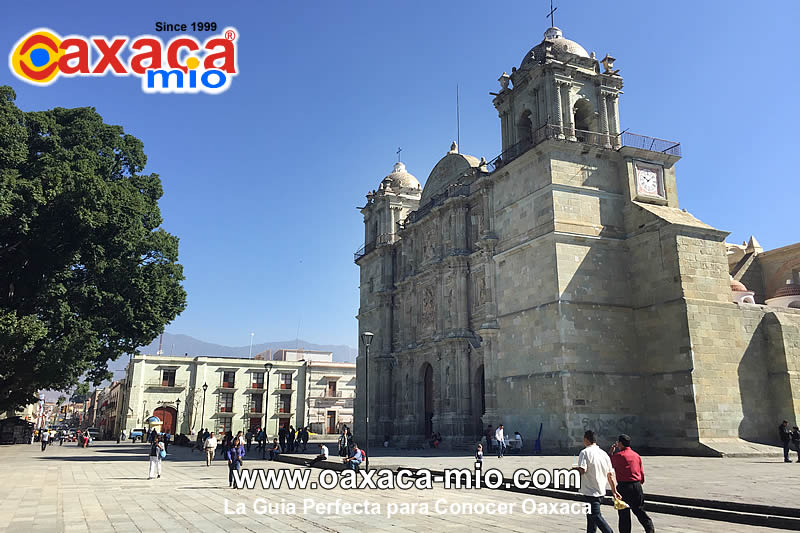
xmin=0 ymin=86 xmax=186 ymax=412
xmin=70 ymin=382 xmax=90 ymax=404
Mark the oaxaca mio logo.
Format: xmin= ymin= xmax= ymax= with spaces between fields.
xmin=9 ymin=27 xmax=239 ymax=94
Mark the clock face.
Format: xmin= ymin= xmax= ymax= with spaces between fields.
xmin=636 ymin=164 xmax=662 ymax=197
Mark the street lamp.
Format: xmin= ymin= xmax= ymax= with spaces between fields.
xmin=264 ymin=363 xmax=273 ymax=436
xmin=201 ymin=383 xmax=208 ymax=432
xmin=360 ymin=331 xmax=374 ymax=471
xmin=175 ymin=398 xmax=181 ymax=435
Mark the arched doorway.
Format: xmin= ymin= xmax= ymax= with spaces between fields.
xmin=153 ymin=406 xmax=177 ymax=434
xmin=573 ymin=98 xmax=595 ymax=141
xmin=517 ymin=110 xmax=533 ymax=148
xmin=421 ymin=363 xmax=434 ymax=438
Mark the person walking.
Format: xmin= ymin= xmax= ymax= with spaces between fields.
xmin=245 ymin=429 xmax=253 ymax=452
xmin=780 ymin=420 xmax=792 ymax=463
xmin=609 ymin=434 xmax=655 ymax=533
xmin=287 ymin=425 xmax=296 ymax=453
xmin=575 ymin=430 xmax=620 ymax=533
xmin=485 ymin=425 xmax=494 ymax=455
xmin=227 ymin=437 xmax=246 ymax=488
xmin=256 ymin=428 xmax=265 ymax=452
xmin=278 ymin=426 xmax=287 ymax=453
xmin=204 ymin=431 xmax=218 ymax=466
xmin=495 ymin=424 xmax=506 ymax=458
xmin=40 ymin=429 xmax=50 ymax=451
xmin=300 ymin=427 xmax=309 ymax=452
xmin=475 ymin=443 xmax=484 ymax=465
xmin=791 ymin=426 xmax=800 ymax=462
xmin=148 ymin=435 xmax=165 ymax=479
xmin=307 ymin=443 xmax=329 ymax=467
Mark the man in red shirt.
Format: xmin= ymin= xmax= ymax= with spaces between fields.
xmin=609 ymin=434 xmax=655 ymax=533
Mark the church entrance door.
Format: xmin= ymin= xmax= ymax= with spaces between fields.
xmin=153 ymin=406 xmax=177 ymax=435
xmin=423 ymin=363 xmax=433 ymax=438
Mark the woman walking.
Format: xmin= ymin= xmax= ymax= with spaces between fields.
xmin=227 ymin=436 xmax=246 ymax=488
xmin=148 ymin=435 xmax=165 ymax=479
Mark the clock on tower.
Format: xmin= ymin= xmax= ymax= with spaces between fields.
xmin=634 ymin=161 xmax=665 ymax=200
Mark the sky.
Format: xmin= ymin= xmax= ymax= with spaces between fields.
xmin=1 ymin=1 xmax=798 ymax=349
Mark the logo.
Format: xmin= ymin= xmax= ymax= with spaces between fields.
xmin=9 ymin=27 xmax=239 ymax=94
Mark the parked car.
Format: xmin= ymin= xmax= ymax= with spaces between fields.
xmin=86 ymin=428 xmax=101 ymax=440
xmin=129 ymin=428 xmax=145 ymax=442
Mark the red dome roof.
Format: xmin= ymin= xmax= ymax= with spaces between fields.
xmin=774 ymin=283 xmax=800 ymax=298
xmin=730 ymin=279 xmax=748 ymax=292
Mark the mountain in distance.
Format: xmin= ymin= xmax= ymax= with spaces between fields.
xmin=105 ymin=332 xmax=357 ymax=381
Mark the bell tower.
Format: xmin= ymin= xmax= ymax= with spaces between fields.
xmin=493 ymin=27 xmax=622 ymax=155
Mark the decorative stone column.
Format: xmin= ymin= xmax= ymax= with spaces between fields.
xmin=608 ymin=94 xmax=620 ymax=148
xmin=553 ymin=80 xmax=564 ymax=137
xmin=599 ymin=90 xmax=611 ymax=148
xmin=562 ymin=82 xmax=576 ymax=141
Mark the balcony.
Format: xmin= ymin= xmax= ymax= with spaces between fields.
xmin=218 ymin=382 xmax=237 ymax=391
xmin=246 ymin=384 xmax=265 ymax=392
xmin=487 ymin=124 xmax=680 ymax=173
xmin=354 ymin=233 xmax=395 ymax=262
xmin=244 ymin=407 xmax=264 ymax=417
xmin=145 ymin=380 xmax=186 ymax=391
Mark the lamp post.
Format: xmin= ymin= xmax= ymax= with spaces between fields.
xmin=360 ymin=331 xmax=374 ymax=471
xmin=201 ymin=383 xmax=208 ymax=431
xmin=264 ymin=363 xmax=273 ymax=436
xmin=175 ymin=398 xmax=181 ymax=435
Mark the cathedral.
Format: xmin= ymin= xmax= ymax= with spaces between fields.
xmin=354 ymin=27 xmax=800 ymax=454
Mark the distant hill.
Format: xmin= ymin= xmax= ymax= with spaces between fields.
xmin=105 ymin=333 xmax=357 ymax=381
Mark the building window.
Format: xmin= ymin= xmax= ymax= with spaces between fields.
xmin=222 ymin=371 xmax=236 ymax=388
xmin=252 ymin=372 xmax=264 ymax=389
xmin=277 ymin=396 xmax=291 ymax=414
xmin=219 ymin=393 xmax=233 ymax=413
xmin=327 ymin=380 xmax=337 ymax=397
xmin=218 ymin=417 xmax=232 ymax=434
xmin=250 ymin=394 xmax=263 ymax=413
xmin=280 ymin=373 xmax=292 ymax=390
xmin=161 ymin=370 xmax=176 ymax=387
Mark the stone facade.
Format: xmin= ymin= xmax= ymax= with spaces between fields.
xmin=354 ymin=27 xmax=800 ymax=454
xmin=119 ymin=354 xmax=355 ymax=438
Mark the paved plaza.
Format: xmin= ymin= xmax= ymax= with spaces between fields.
xmin=0 ymin=441 xmax=793 ymax=532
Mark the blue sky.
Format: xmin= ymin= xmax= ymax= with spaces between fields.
xmin=2 ymin=1 xmax=798 ymax=349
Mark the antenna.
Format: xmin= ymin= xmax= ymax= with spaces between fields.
xmin=547 ymin=0 xmax=557 ymax=27
xmin=456 ymin=84 xmax=460 ymax=151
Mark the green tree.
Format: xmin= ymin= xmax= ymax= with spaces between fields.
xmin=70 ymin=382 xmax=90 ymax=404
xmin=0 ymin=86 xmax=186 ymax=412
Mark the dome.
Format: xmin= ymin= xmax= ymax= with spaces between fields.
xmin=384 ymin=162 xmax=420 ymax=190
xmin=773 ymin=282 xmax=800 ymax=298
xmin=730 ymin=279 xmax=748 ymax=292
xmin=522 ymin=27 xmax=590 ymax=68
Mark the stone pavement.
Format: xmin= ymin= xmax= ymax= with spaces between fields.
xmin=358 ymin=445 xmax=799 ymax=508
xmin=0 ymin=441 xmax=789 ymax=532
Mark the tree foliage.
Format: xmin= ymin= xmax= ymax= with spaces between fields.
xmin=0 ymin=86 xmax=186 ymax=411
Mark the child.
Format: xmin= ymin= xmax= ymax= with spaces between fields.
xmin=475 ymin=443 xmax=484 ymax=465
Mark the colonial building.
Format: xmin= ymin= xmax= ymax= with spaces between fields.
xmin=119 ymin=352 xmax=354 ymax=437
xmin=354 ymin=26 xmax=800 ymax=453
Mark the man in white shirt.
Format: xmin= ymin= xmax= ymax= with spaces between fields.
xmin=203 ymin=431 xmax=218 ymax=467
xmin=495 ymin=424 xmax=506 ymax=458
xmin=308 ymin=443 xmax=329 ymax=467
xmin=575 ymin=430 xmax=621 ymax=533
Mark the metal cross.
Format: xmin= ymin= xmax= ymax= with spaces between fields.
xmin=547 ymin=0 xmax=557 ymax=27
xmin=396 ymin=147 xmax=402 ymax=162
